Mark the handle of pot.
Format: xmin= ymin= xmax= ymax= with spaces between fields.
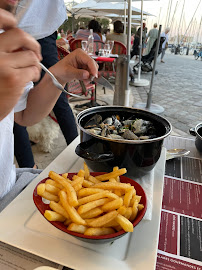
xmin=189 ymin=127 xmax=196 ymax=136
xmin=75 ymin=140 xmax=114 ymax=162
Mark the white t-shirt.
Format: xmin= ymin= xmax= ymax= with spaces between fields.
xmin=0 ymin=82 xmax=33 ymax=199
xmin=17 ymin=0 xmax=67 ymax=40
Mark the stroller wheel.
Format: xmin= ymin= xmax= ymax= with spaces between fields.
xmin=155 ymin=70 xmax=158 ymax=75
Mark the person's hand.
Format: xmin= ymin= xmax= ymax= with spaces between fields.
xmin=50 ymin=48 xmax=98 ymax=85
xmin=0 ymin=8 xmax=42 ymax=120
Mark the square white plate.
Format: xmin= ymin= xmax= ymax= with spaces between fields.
xmin=0 ymin=138 xmax=165 ymax=270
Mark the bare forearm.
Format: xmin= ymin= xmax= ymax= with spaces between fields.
xmin=14 ymin=72 xmax=61 ymax=126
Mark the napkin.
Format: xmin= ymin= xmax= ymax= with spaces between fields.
xmin=134 ymin=169 xmax=154 ymax=221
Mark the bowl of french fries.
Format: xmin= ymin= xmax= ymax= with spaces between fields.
xmin=33 ymin=163 xmax=147 ymax=243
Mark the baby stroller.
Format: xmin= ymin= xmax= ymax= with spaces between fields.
xmin=133 ymin=36 xmax=166 ymax=74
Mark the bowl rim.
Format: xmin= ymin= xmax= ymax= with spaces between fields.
xmin=33 ymin=172 xmax=147 ymax=241
xmin=76 ymin=105 xmax=172 ymax=144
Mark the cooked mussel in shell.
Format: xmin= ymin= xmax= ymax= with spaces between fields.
xmin=84 ymin=114 xmax=157 ymax=141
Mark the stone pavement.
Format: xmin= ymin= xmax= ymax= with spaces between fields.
xmin=15 ymin=52 xmax=202 ymax=169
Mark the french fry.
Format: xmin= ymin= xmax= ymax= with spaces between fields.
xmin=74 ymin=183 xmax=83 ymax=192
xmin=95 ymin=168 xmax=127 ymax=181
xmin=123 ymin=188 xmax=134 ymax=207
xmin=77 ymin=169 xmax=85 ymax=177
xmin=59 ymin=190 xmax=86 ymax=225
xmin=45 ymin=179 xmax=63 ymax=190
xmin=117 ymin=205 xmax=127 ymax=216
xmin=92 ymin=182 xmax=131 ymax=191
xmin=116 ymin=214 xmax=133 ymax=232
xmin=45 ymin=183 xmax=60 ymax=195
xmin=67 ymin=223 xmax=87 ymax=234
xmin=84 ymin=227 xmax=115 ymax=236
xmin=77 ymin=198 xmax=110 ymax=215
xmin=78 ymin=188 xmax=104 ymax=197
xmin=62 ymin=173 xmax=68 ymax=179
xmin=130 ymin=195 xmax=141 ymax=206
xmin=49 ymin=201 xmax=70 ymax=220
xmin=82 ymin=180 xmax=94 ymax=188
xmin=40 ymin=191 xmax=59 ymax=202
xmin=78 ymin=191 xmax=111 ymax=205
xmin=130 ymin=200 xmax=139 ymax=221
xmin=49 ymin=171 xmax=78 ymax=207
xmin=113 ymin=166 xmax=120 ymax=182
xmin=124 ymin=207 xmax=133 ymax=220
xmin=102 ymin=198 xmax=123 ymax=212
xmin=71 ymin=176 xmax=84 ymax=187
xmin=37 ymin=183 xmax=46 ymax=196
xmin=109 ymin=178 xmax=116 ymax=182
xmin=64 ymin=219 xmax=72 ymax=226
xmin=138 ymin=204 xmax=144 ymax=211
xmin=44 ymin=210 xmax=66 ymax=222
xmin=86 ymin=210 xmax=118 ymax=228
xmin=81 ymin=207 xmax=103 ymax=219
xmin=103 ymin=219 xmax=119 ymax=227
xmin=84 ymin=162 xmax=90 ymax=180
xmin=88 ymin=175 xmax=100 ymax=184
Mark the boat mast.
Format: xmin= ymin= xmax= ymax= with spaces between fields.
xmin=178 ymin=0 xmax=185 ymax=44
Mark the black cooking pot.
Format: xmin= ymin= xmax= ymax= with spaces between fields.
xmin=189 ymin=123 xmax=202 ymax=152
xmin=75 ymin=106 xmax=172 ymax=177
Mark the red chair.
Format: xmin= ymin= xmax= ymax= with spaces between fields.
xmin=112 ymin=41 xmax=127 ymax=55
xmin=98 ymin=40 xmax=127 ymax=80
xmin=70 ymin=39 xmax=82 ymax=51
xmin=68 ymin=37 xmax=75 ymax=47
xmin=56 ymin=45 xmax=95 ymax=105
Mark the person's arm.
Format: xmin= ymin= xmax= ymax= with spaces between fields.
xmin=0 ymin=9 xmax=41 ymax=121
xmin=14 ymin=49 xmax=98 ymax=126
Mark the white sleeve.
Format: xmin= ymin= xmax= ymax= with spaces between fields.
xmin=14 ymin=81 xmax=33 ymax=113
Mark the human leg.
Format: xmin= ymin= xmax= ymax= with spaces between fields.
xmin=13 ymin=122 xmax=35 ymax=168
xmin=161 ymin=49 xmax=166 ymax=62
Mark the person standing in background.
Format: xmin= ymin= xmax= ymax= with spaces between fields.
xmin=160 ymin=27 xmax=170 ymax=63
xmin=145 ymin=23 xmax=158 ymax=55
xmin=14 ymin=0 xmax=78 ymax=169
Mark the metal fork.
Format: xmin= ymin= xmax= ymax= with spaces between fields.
xmin=39 ymin=63 xmax=88 ymax=99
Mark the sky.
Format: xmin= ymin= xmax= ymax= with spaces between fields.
xmin=65 ymin=0 xmax=202 ymax=42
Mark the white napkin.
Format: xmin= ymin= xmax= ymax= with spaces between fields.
xmin=133 ymin=169 xmax=154 ymax=221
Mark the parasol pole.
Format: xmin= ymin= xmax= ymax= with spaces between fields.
xmin=133 ymin=0 xmax=149 ymax=87
xmin=124 ymin=0 xmax=127 ymax=34
xmin=134 ymin=25 xmax=165 ymax=114
xmin=124 ymin=0 xmax=132 ymax=106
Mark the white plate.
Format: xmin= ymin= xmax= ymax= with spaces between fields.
xmin=0 ymin=137 xmax=166 ymax=270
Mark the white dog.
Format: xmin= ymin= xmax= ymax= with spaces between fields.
xmin=27 ymin=114 xmax=60 ymax=153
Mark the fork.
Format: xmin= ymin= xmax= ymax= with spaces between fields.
xmin=39 ymin=63 xmax=88 ymax=100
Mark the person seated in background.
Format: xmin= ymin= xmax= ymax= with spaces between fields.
xmin=102 ymin=28 xmax=110 ymax=42
xmin=75 ymin=20 xmax=102 ymax=41
xmin=0 ymin=3 xmax=98 ymax=211
xmin=106 ymin=20 xmax=127 ymax=47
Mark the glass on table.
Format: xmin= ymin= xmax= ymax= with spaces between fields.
xmin=98 ymin=49 xmax=104 ymax=56
xmin=107 ymin=40 xmax=114 ymax=54
xmin=104 ymin=43 xmax=110 ymax=57
xmin=81 ymin=40 xmax=88 ymax=52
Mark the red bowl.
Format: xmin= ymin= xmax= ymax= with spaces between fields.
xmin=33 ymin=172 xmax=147 ymax=244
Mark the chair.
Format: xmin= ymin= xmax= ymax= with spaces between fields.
xmin=98 ymin=41 xmax=127 ymax=80
xmin=68 ymin=37 xmax=75 ymax=47
xmin=56 ymin=45 xmax=95 ymax=105
xmin=112 ymin=41 xmax=127 ymax=55
xmin=94 ymin=40 xmax=105 ymax=54
xmin=70 ymin=39 xmax=82 ymax=51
